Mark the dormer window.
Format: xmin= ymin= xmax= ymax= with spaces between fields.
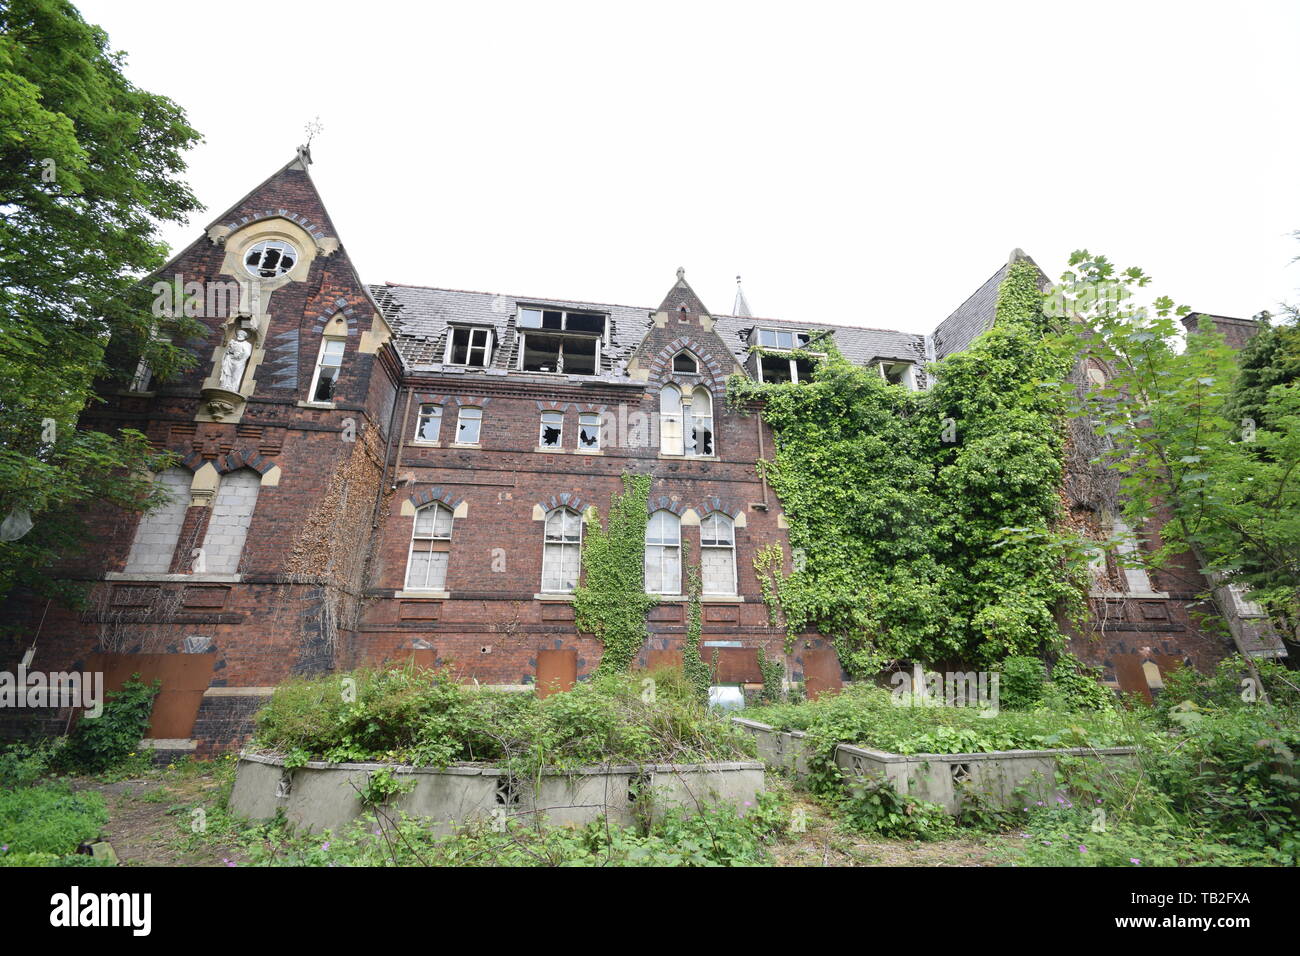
xmin=878 ymin=361 xmax=917 ymax=390
xmin=517 ymin=307 xmax=605 ymax=375
xmin=754 ymin=327 xmax=822 ymax=384
xmin=445 ymin=326 xmax=492 ymax=367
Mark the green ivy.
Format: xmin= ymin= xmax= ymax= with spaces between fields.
xmin=574 ymin=474 xmax=657 ymax=674
xmin=729 ymin=261 xmax=1085 ymax=675
xmin=681 ymin=553 xmax=711 ymax=704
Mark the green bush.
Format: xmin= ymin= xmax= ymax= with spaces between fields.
xmin=0 ymin=739 xmax=61 ymax=788
xmin=1048 ymin=655 xmax=1114 ymax=712
xmin=56 ymin=675 xmax=159 ymax=775
xmin=999 ymin=656 xmax=1047 ymax=710
xmin=0 ymin=782 xmax=107 ymax=860
xmin=251 ymin=664 xmax=755 ymax=776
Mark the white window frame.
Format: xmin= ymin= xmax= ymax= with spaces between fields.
xmin=645 ymin=510 xmax=682 ymax=595
xmin=413 ymin=403 xmax=443 ymax=443
xmin=539 ymin=410 xmax=564 ymax=449
xmin=405 ymin=502 xmax=454 ymax=591
xmin=686 ymin=385 xmax=715 ymax=457
xmin=454 ymin=406 xmax=483 ymax=445
xmin=444 ymin=326 xmax=493 ymax=367
xmin=879 ymin=361 xmax=917 ymax=390
xmin=517 ymin=331 xmax=602 ymax=375
xmin=307 ymin=337 xmax=345 ymax=404
xmin=541 ymin=508 xmax=582 ymax=593
xmin=753 ymin=328 xmax=822 ymax=384
xmin=659 ymin=384 xmax=683 ymax=456
xmin=578 ymin=412 xmax=601 ymax=451
xmin=700 ymin=513 xmax=737 ymax=595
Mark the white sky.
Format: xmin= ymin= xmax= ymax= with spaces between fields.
xmin=80 ymin=0 xmax=1300 ymax=335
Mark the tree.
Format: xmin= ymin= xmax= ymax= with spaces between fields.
xmin=1056 ymin=251 xmax=1300 ymax=640
xmin=0 ymin=0 xmax=203 ymax=610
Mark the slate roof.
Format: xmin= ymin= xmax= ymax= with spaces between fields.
xmin=371 ymin=254 xmax=1031 ymax=385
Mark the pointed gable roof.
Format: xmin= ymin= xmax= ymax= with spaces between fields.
xmin=657 ymin=267 xmax=709 ymax=315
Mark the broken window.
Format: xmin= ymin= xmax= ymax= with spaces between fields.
xmin=879 ymin=361 xmax=915 ymax=389
xmin=673 ymin=351 xmax=699 ymax=373
xmin=754 ymin=328 xmax=822 ymax=383
xmin=243 ymin=239 xmax=298 ymax=279
xmin=659 ymin=384 xmax=683 ymax=455
xmin=517 ymin=307 xmax=605 ymax=375
xmin=645 ymin=510 xmax=681 ymax=595
xmin=700 ymin=513 xmax=736 ymax=595
xmin=518 ymin=308 xmax=607 ymax=336
xmin=309 ymin=338 xmax=345 ymax=403
xmin=407 ymin=502 xmax=454 ymax=590
xmin=757 ymin=354 xmax=794 ymax=384
xmin=539 ymin=410 xmax=564 ymax=448
xmin=687 ymin=386 xmax=714 ymax=456
xmin=446 ymin=326 xmax=492 ymax=367
xmin=414 ymin=403 xmax=442 ymax=442
xmin=578 ymin=412 xmax=601 ymax=450
xmin=455 ymin=406 xmax=482 ymax=445
xmin=541 ymin=508 xmax=582 ymax=592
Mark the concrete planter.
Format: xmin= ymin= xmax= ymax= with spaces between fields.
xmin=733 ymin=718 xmax=1137 ymax=814
xmin=230 ymin=752 xmax=765 ymax=835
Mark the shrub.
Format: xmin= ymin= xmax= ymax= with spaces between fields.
xmin=1048 ymin=654 xmax=1114 ymax=712
xmin=0 ymin=782 xmax=107 ymax=859
xmin=999 ymin=656 xmax=1047 ymax=710
xmin=56 ymin=675 xmax=159 ymax=775
xmin=0 ymin=739 xmax=61 ymax=788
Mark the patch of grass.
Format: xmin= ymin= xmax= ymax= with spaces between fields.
xmin=0 ymin=782 xmax=108 ymax=863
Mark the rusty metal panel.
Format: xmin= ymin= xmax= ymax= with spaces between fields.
xmin=645 ymin=649 xmax=683 ymax=671
xmin=87 ymin=653 xmax=216 ymax=739
xmin=536 ymin=649 xmax=577 ymax=698
xmin=802 ymin=649 xmax=842 ymax=701
xmin=1110 ymin=654 xmax=1153 ymax=703
xmin=705 ymin=647 xmax=761 ymax=683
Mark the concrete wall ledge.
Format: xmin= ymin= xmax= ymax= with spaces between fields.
xmin=231 ymin=752 xmax=765 ymax=835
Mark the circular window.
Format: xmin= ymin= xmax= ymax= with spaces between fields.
xmin=243 ymin=239 xmax=298 ymax=279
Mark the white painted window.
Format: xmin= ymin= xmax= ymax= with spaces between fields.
xmin=578 ymin=412 xmax=601 ymax=450
xmin=455 ymin=406 xmax=482 ymax=445
xmin=645 ymin=510 xmax=681 ymax=595
xmin=687 ymin=386 xmax=714 ymax=456
xmin=754 ymin=328 xmax=821 ymax=384
xmin=517 ymin=308 xmax=605 ymax=376
xmin=541 ymin=509 xmax=582 ymax=593
xmin=414 ymin=404 xmax=442 ymax=443
xmin=201 ymin=469 xmax=261 ymax=575
xmin=700 ymin=513 xmax=736 ymax=595
xmin=406 ymin=502 xmax=454 ymax=590
xmin=539 ymin=410 xmax=564 ymax=448
xmin=124 ymin=468 xmax=191 ymax=573
xmin=308 ymin=338 xmax=345 ymax=403
xmin=445 ymin=327 xmax=492 ymax=367
xmin=659 ymin=384 xmax=683 ymax=455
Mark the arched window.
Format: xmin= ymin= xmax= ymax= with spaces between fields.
xmin=201 ymin=468 xmax=261 ymax=574
xmin=124 ymin=468 xmax=191 ymax=573
xmin=659 ymin=384 xmax=683 ymax=456
xmin=541 ymin=508 xmax=582 ymax=593
xmin=673 ymin=351 xmax=698 ymax=373
xmin=688 ymin=386 xmax=714 ymax=456
xmin=406 ymin=502 xmax=454 ymax=590
xmin=700 ymin=513 xmax=736 ymax=595
xmin=645 ymin=510 xmax=681 ymax=594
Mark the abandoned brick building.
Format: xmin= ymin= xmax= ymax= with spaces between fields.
xmin=0 ymin=151 xmax=1283 ymax=754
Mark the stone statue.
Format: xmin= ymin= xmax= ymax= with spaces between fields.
xmin=219 ymin=329 xmax=252 ymax=391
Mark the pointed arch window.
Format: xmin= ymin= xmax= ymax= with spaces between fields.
xmin=659 ymin=384 xmax=683 ymax=456
xmin=687 ymin=386 xmax=714 ymax=456
xmin=201 ymin=468 xmax=261 ymax=574
xmin=673 ymin=351 xmax=698 ymax=373
xmin=407 ymin=502 xmax=454 ymax=590
xmin=700 ymin=513 xmax=736 ymax=595
xmin=541 ymin=508 xmax=582 ymax=593
xmin=123 ymin=468 xmax=191 ymax=573
xmin=645 ymin=510 xmax=681 ymax=594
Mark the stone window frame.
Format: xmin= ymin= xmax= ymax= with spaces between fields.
xmin=198 ymin=467 xmax=262 ymax=575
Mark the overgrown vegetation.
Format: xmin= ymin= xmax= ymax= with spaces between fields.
xmin=0 ymin=781 xmax=109 ymax=867
xmin=250 ymin=663 xmax=754 ymax=777
xmin=574 ymin=474 xmax=657 ymax=674
xmin=55 ymin=675 xmax=159 ymax=774
xmin=729 ymin=260 xmax=1082 ymax=676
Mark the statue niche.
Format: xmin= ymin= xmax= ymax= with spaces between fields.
xmin=219 ymin=329 xmax=253 ymax=390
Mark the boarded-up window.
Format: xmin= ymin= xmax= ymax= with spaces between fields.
xmin=124 ymin=468 xmax=191 ymax=573
xmin=201 ymin=469 xmax=260 ymax=574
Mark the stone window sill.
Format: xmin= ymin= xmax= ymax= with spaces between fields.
xmin=1089 ymin=590 xmax=1171 ymax=600
xmin=534 ymin=593 xmax=575 ymax=602
xmin=395 ymin=589 xmax=450 ymax=599
xmin=106 ymin=572 xmax=242 ymax=583
xmin=448 ymin=442 xmax=480 ymax=449
xmin=410 ymin=440 xmax=442 ymax=448
xmin=297 ymin=400 xmax=335 ymax=410
xmin=650 ymin=594 xmax=744 ymax=603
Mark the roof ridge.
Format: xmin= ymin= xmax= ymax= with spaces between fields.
xmin=375 ymin=282 xmax=654 ymax=313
